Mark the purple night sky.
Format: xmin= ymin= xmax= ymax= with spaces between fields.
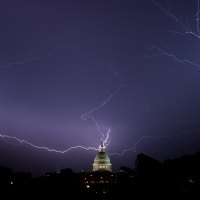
xmin=0 ymin=0 xmax=200 ymax=175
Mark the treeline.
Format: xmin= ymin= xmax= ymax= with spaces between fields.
xmin=0 ymin=151 xmax=200 ymax=199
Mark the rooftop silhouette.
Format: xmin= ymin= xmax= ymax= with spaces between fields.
xmin=0 ymin=151 xmax=200 ymax=199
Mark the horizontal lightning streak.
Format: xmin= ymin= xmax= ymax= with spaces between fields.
xmin=109 ymin=128 xmax=200 ymax=156
xmin=0 ymin=133 xmax=98 ymax=153
xmin=0 ymin=67 xmax=122 ymax=154
xmin=1 ymin=127 xmax=199 ymax=157
xmin=0 ymin=52 xmax=54 ymax=68
xmin=170 ymin=30 xmax=200 ymax=38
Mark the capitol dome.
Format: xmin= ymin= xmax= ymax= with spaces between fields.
xmin=93 ymin=142 xmax=112 ymax=171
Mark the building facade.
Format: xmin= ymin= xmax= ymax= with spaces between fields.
xmin=93 ymin=142 xmax=112 ymax=171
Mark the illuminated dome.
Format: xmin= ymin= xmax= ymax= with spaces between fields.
xmin=93 ymin=142 xmax=112 ymax=171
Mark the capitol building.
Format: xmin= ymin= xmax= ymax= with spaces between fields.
xmin=93 ymin=142 xmax=112 ymax=172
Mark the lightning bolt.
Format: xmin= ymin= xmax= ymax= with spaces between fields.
xmin=103 ymin=128 xmax=110 ymax=148
xmin=109 ymin=128 xmax=200 ymax=156
xmin=81 ymin=84 xmax=124 ymax=121
xmin=81 ymin=67 xmax=125 ymax=145
xmin=0 ymin=51 xmax=54 ymax=68
xmin=149 ymin=44 xmax=200 ymax=69
xmin=0 ymin=132 xmax=98 ymax=153
xmin=149 ymin=0 xmax=200 ymax=71
xmin=107 ymin=0 xmax=200 ymax=157
xmin=0 ymin=68 xmax=123 ymax=154
xmin=152 ymin=0 xmax=188 ymax=32
xmin=196 ymin=0 xmax=200 ymax=37
xmin=152 ymin=0 xmax=200 ymax=39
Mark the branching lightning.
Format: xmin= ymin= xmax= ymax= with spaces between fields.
xmin=149 ymin=1 xmax=200 ymax=71
xmin=2 ymin=1 xmax=198 ymax=158
xmin=152 ymin=0 xmax=200 ymax=39
xmin=0 ymin=67 xmax=124 ymax=154
xmin=81 ymin=67 xmax=125 ymax=146
xmin=110 ymin=0 xmax=200 ymax=157
xmin=105 ymin=0 xmax=200 ymax=157
xmin=152 ymin=0 xmax=200 ymax=38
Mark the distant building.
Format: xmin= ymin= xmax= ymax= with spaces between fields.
xmin=93 ymin=142 xmax=112 ymax=171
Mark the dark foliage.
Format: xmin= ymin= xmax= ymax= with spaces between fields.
xmin=1 ymin=151 xmax=200 ymax=199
